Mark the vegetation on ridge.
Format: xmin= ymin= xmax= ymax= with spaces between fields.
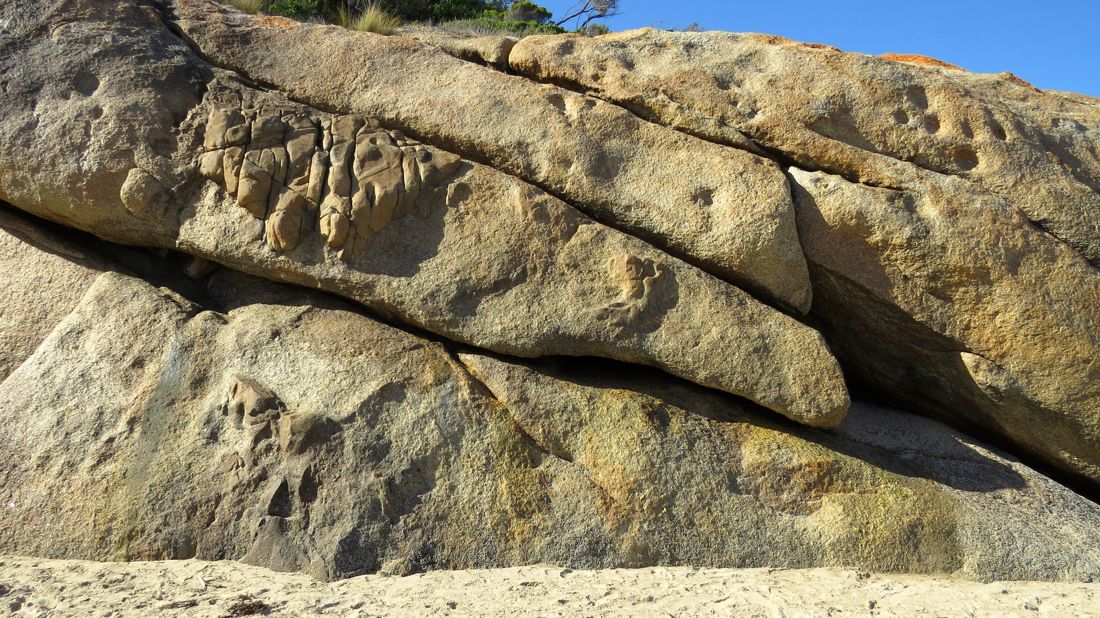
xmin=336 ymin=2 xmax=402 ymax=34
xmin=226 ymin=0 xmax=618 ymax=37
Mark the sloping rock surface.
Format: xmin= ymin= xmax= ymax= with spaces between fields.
xmin=0 ymin=0 xmax=1099 ymax=584
xmin=1 ymin=216 xmax=1099 ymax=582
xmin=510 ymin=29 xmax=1100 ymax=265
xmin=510 ymin=29 xmax=1100 ymax=484
xmin=170 ymin=0 xmax=813 ymax=314
xmin=0 ymin=0 xmax=847 ymax=427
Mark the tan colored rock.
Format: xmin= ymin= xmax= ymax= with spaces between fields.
xmin=789 ymin=166 xmax=1100 ymax=482
xmin=170 ymin=0 xmax=812 ymax=312
xmin=0 ymin=1 xmax=847 ymax=426
xmin=0 ymin=209 xmax=106 ymax=380
xmin=508 ymin=29 xmax=1100 ymax=266
xmin=174 ymin=82 xmax=847 ymax=426
xmin=508 ymin=28 xmax=1100 ymax=484
xmin=0 ymin=243 xmax=1096 ymax=580
xmin=402 ymin=27 xmax=517 ymax=68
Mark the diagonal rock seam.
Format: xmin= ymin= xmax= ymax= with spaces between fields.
xmin=504 ymin=42 xmax=1098 ymax=269
xmin=14 ymin=192 xmax=1075 ymax=500
xmin=6 ymin=2 xmax=1100 ymax=580
xmin=167 ymin=0 xmax=816 ymax=315
xmin=2 ymin=1 xmax=838 ymax=429
xmin=156 ymin=4 xmax=807 ymax=319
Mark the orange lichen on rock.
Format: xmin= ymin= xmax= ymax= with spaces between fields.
xmin=880 ymin=53 xmax=965 ymax=71
xmin=998 ymin=72 xmax=1042 ymax=92
xmin=747 ymin=33 xmax=840 ymax=52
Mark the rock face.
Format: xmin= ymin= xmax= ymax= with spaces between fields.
xmin=170 ymin=0 xmax=812 ymax=314
xmin=0 ymin=0 xmax=847 ymax=428
xmin=2 ymin=220 xmax=1100 ymax=582
xmin=0 ymin=0 xmax=1099 ymax=584
xmin=510 ymin=29 xmax=1100 ymax=485
xmin=510 ymin=29 xmax=1100 ymax=265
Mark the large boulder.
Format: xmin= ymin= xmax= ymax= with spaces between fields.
xmin=1 ymin=221 xmax=1099 ymax=582
xmin=169 ymin=0 xmax=813 ymax=314
xmin=508 ymin=29 xmax=1100 ymax=485
xmin=1 ymin=0 xmax=1099 ymax=586
xmin=510 ymin=29 xmax=1100 ymax=265
xmin=0 ymin=0 xmax=847 ymax=427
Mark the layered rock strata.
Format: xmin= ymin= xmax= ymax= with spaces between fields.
xmin=508 ymin=29 xmax=1100 ymax=484
xmin=0 ymin=0 xmax=848 ymax=427
xmin=0 ymin=0 xmax=1098 ymax=584
xmin=170 ymin=0 xmax=813 ymax=313
xmin=1 ymin=215 xmax=1098 ymax=582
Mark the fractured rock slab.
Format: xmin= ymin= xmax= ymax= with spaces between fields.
xmin=0 ymin=0 xmax=848 ymax=427
xmin=509 ymin=28 xmax=1100 ymax=266
xmin=507 ymin=28 xmax=1100 ymax=485
xmin=170 ymin=0 xmax=813 ymax=313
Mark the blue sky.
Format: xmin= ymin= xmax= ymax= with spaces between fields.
xmin=539 ymin=0 xmax=1100 ymax=97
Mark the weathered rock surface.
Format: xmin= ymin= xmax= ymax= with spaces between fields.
xmin=791 ymin=168 xmax=1100 ymax=482
xmin=402 ymin=27 xmax=517 ymax=69
xmin=1 ymin=0 xmax=1100 ymax=587
xmin=1 ymin=224 xmax=1099 ymax=582
xmin=510 ymin=29 xmax=1100 ymax=265
xmin=170 ymin=0 xmax=813 ymax=313
xmin=509 ymin=29 xmax=1100 ymax=485
xmin=0 ymin=0 xmax=847 ymax=427
xmin=0 ymin=210 xmax=107 ymax=380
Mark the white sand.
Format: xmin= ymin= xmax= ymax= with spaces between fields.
xmin=1 ymin=556 xmax=1097 ymax=617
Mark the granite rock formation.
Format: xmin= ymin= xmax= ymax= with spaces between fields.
xmin=510 ymin=28 xmax=1100 ymax=484
xmin=0 ymin=0 xmax=1098 ymax=583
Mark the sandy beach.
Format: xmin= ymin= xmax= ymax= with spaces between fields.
xmin=1 ymin=557 xmax=1098 ymax=617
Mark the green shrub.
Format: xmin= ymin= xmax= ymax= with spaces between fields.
xmin=428 ymin=0 xmax=490 ymax=20
xmin=507 ymin=1 xmax=551 ymax=24
xmin=443 ymin=14 xmax=564 ymax=36
xmin=246 ymin=0 xmax=579 ymax=38
xmin=579 ymin=22 xmax=609 ymax=35
xmin=265 ymin=0 xmax=321 ymax=18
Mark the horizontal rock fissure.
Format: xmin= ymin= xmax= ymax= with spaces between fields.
xmin=0 ymin=200 xmax=489 ymax=367
xmin=0 ymin=198 xmax=825 ymax=451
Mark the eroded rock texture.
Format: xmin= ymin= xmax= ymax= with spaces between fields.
xmin=1 ymin=219 xmax=1099 ymax=583
xmin=196 ymin=91 xmax=461 ymax=255
xmin=509 ymin=28 xmax=1100 ymax=485
xmin=0 ymin=0 xmax=849 ymax=427
xmin=0 ymin=0 xmax=1099 ymax=584
xmin=510 ymin=29 xmax=1100 ymax=265
xmin=170 ymin=0 xmax=813 ymax=314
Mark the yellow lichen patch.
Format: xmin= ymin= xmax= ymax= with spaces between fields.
xmin=814 ymin=486 xmax=962 ymax=574
xmin=736 ymin=422 xmax=962 ymax=573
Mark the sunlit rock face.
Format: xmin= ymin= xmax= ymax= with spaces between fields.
xmin=0 ymin=0 xmax=1097 ymax=583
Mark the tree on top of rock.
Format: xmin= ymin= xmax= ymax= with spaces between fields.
xmin=555 ymin=0 xmax=619 ymax=29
